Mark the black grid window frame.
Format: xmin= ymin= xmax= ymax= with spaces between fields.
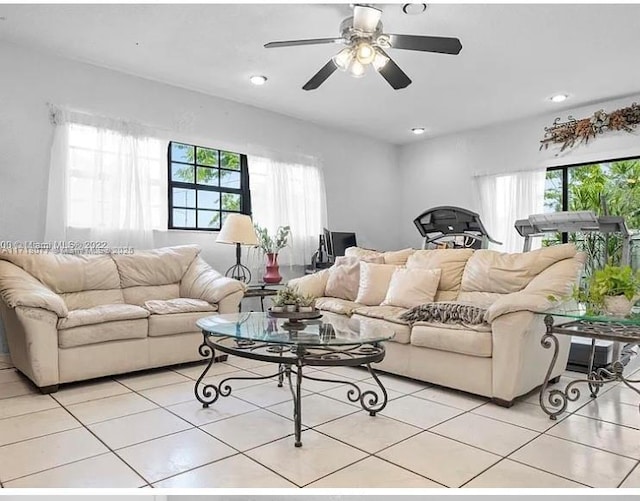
xmin=167 ymin=141 xmax=252 ymax=231
xmin=546 ymin=154 xmax=640 ymax=244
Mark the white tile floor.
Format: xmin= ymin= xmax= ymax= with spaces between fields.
xmin=0 ymin=356 xmax=639 ymax=488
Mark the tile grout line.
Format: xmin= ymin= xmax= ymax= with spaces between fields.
xmin=617 ymin=459 xmax=640 ymax=487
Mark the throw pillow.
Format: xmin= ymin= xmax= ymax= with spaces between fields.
xmin=355 ymin=262 xmax=399 ymax=306
xmin=325 ymin=255 xmax=384 ymax=301
xmin=382 ymin=267 xmax=441 ymax=309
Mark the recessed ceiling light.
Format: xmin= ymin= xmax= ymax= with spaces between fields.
xmin=411 ymin=127 xmax=426 ymax=135
xmin=402 ymin=3 xmax=427 ymax=15
xmin=250 ymin=75 xmax=268 ymax=86
xmin=550 ymin=93 xmax=569 ymax=103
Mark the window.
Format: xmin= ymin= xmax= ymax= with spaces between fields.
xmin=168 ymin=141 xmax=251 ymax=231
xmin=248 ymin=155 xmax=327 ymax=265
xmin=544 ymin=156 xmax=640 ymax=268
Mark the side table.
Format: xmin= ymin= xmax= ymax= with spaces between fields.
xmin=242 ymin=282 xmax=286 ymax=312
xmin=538 ymin=310 xmax=640 ymax=420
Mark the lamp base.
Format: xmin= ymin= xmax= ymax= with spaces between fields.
xmin=225 ymin=243 xmax=251 ymax=283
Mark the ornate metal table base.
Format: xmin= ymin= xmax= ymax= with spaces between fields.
xmin=539 ymin=315 xmax=640 ymax=420
xmin=194 ymin=335 xmax=389 ymax=447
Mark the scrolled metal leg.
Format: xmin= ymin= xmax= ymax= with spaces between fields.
xmin=362 ymin=363 xmax=388 ymax=416
xmin=539 ymin=315 xmax=569 ymax=420
xmin=195 ymin=338 xmax=220 ymax=408
xmin=295 ymin=362 xmax=303 ymax=447
xmin=278 ymin=363 xmax=284 ymax=388
xmin=587 ymin=338 xmax=603 ymax=398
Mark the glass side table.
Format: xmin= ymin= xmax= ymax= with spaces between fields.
xmin=537 ymin=308 xmax=640 ymax=420
xmin=241 ymin=282 xmax=286 ymax=312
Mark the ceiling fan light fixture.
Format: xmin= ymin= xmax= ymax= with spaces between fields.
xmin=349 ymin=59 xmax=366 ymax=78
xmin=332 ymin=47 xmax=354 ymax=71
xmin=249 ymin=75 xmax=268 ymax=86
xmin=372 ymin=50 xmax=390 ymax=71
xmin=355 ymin=42 xmax=376 ymax=65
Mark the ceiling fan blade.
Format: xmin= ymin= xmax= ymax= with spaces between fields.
xmin=375 ymin=49 xmax=411 ymax=90
xmin=388 ymin=34 xmax=462 ymax=55
xmin=353 ymin=5 xmax=382 ymax=32
xmin=302 ymin=60 xmax=338 ymax=91
xmin=264 ymin=38 xmax=343 ymax=49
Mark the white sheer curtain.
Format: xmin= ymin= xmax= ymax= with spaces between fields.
xmin=45 ymin=109 xmax=166 ymax=249
xmin=476 ymin=169 xmax=546 ymax=253
xmin=248 ymin=155 xmax=327 ymax=265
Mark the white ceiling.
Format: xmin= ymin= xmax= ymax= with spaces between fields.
xmin=1 ymin=3 xmax=640 ymax=144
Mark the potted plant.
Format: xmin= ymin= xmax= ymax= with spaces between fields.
xmin=254 ymin=225 xmax=291 ymax=284
xmin=271 ymin=293 xmax=285 ymax=313
xmin=297 ymin=294 xmax=316 ymax=313
xmin=274 ymin=287 xmax=298 ymax=313
xmin=588 ymin=264 xmax=640 ymax=316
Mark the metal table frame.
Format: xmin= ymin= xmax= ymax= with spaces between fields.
xmin=194 ymin=331 xmax=389 ymax=447
xmin=539 ymin=314 xmax=640 ymax=420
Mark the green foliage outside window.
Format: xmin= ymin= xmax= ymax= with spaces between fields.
xmin=544 ymin=159 xmax=640 ymax=275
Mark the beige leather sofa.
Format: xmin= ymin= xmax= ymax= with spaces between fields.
xmin=290 ymin=244 xmax=585 ymax=406
xmin=0 ymin=245 xmax=244 ymax=392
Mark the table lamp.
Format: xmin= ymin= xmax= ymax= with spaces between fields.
xmin=216 ymin=213 xmax=259 ymax=283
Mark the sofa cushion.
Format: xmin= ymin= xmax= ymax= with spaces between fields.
xmin=58 ymin=304 xmax=150 ymax=330
xmin=352 ymin=305 xmax=411 ymax=344
xmin=0 ymin=252 xmax=120 ymax=294
xmin=144 ymin=298 xmax=217 ymax=315
xmin=59 ymin=319 xmax=148 ymax=348
xmin=410 ymin=322 xmax=492 ymax=357
xmin=460 ymin=243 xmax=578 ymax=294
xmin=355 ymin=262 xmax=399 ymax=306
xmin=382 ymin=248 xmax=415 ymax=265
xmin=325 ymin=256 xmax=384 ymax=302
xmin=148 ymin=311 xmax=216 ymax=337
xmin=315 ymin=297 xmax=362 ymax=316
xmin=407 ymin=249 xmax=474 ymax=301
xmin=112 ymin=245 xmax=201 ymax=288
xmin=61 ymin=289 xmax=125 ymax=310
xmin=123 ymin=284 xmax=180 ymax=306
xmin=345 ymin=246 xmax=382 ymax=261
xmin=382 ymin=267 xmax=441 ymax=309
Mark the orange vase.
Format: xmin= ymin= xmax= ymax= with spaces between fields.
xmin=263 ymin=252 xmax=282 ymax=284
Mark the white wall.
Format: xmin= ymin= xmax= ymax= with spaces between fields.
xmin=0 ymin=41 xmax=401 ymax=270
xmin=398 ymin=93 xmax=640 ymax=248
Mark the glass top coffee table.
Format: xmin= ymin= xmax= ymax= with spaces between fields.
xmin=194 ymin=311 xmax=395 ymax=447
xmin=537 ymin=308 xmax=640 ymax=420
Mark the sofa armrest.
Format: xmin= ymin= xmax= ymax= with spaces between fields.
xmin=485 ymin=255 xmax=585 ymax=323
xmin=0 ymin=261 xmax=68 ymax=317
xmin=288 ymin=269 xmax=331 ymax=297
xmin=180 ymin=256 xmax=246 ymax=305
xmin=490 ymin=310 xmax=571 ymax=403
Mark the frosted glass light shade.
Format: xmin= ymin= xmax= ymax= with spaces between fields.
xmin=216 ymin=213 xmax=258 ymax=245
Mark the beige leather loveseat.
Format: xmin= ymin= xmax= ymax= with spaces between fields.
xmin=290 ymin=244 xmax=585 ymax=406
xmin=0 ymin=245 xmax=244 ymax=392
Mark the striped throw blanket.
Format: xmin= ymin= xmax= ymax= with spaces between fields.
xmin=399 ymin=302 xmax=488 ymax=325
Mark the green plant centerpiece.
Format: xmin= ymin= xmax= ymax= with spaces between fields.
xmin=270 ymin=287 xmax=317 ymax=315
xmin=564 ymin=264 xmax=640 ymax=317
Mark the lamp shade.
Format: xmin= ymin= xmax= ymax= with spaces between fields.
xmin=216 ymin=214 xmax=259 ymax=246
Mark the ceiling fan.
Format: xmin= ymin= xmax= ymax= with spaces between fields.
xmin=264 ymin=4 xmax=462 ymax=91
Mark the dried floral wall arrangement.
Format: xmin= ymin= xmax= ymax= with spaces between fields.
xmin=540 ymin=102 xmax=640 ymax=152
